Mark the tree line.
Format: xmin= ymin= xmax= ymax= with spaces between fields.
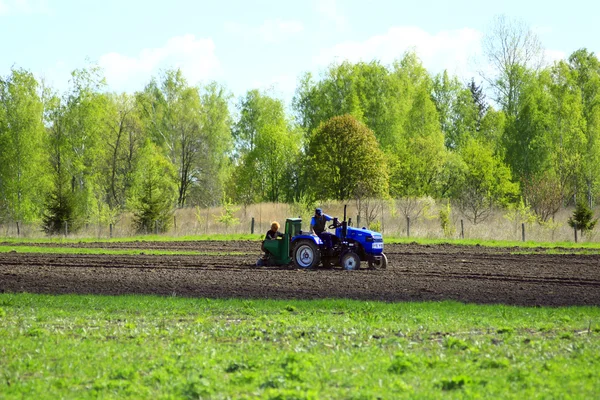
xmin=1 ymin=16 xmax=600 ymax=233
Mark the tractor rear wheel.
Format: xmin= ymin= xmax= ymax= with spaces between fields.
xmin=368 ymin=253 xmax=388 ymax=269
xmin=341 ymin=251 xmax=361 ymax=270
xmin=292 ymin=240 xmax=321 ymax=269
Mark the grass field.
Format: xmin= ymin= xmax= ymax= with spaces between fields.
xmin=3 ymin=233 xmax=600 ymax=248
xmin=1 ymin=294 xmax=599 ymax=399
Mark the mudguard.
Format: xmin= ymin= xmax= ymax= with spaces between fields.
xmin=291 ymin=234 xmax=323 ymax=246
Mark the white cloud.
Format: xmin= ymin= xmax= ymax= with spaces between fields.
xmin=259 ymin=19 xmax=304 ymax=43
xmin=225 ymin=19 xmax=304 ymax=44
xmin=0 ymin=0 xmax=49 ymax=15
xmin=99 ymin=34 xmax=221 ymax=91
xmin=544 ymin=49 xmax=567 ymax=65
xmin=315 ymin=0 xmax=347 ymax=32
xmin=250 ymin=74 xmax=297 ymax=98
xmin=314 ymin=26 xmax=483 ymax=80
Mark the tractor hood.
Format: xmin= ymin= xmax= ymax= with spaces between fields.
xmin=345 ymin=226 xmax=383 ymax=241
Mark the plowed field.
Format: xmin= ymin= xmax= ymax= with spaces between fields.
xmin=1 ymin=241 xmax=599 ymax=306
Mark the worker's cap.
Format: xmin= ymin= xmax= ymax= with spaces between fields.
xmin=315 ymin=208 xmax=322 ymax=215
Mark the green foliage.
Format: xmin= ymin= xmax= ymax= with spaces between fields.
xmin=1 ymin=293 xmax=599 ymax=398
xmin=0 ymin=68 xmax=48 ymax=223
xmin=453 ymin=138 xmax=519 ymax=224
xmin=504 ymin=199 xmax=538 ymax=233
xmin=215 ymin=195 xmax=240 ymax=231
xmin=128 ymin=141 xmax=176 ymax=233
xmin=368 ymin=220 xmax=381 ymax=232
xmin=568 ymin=202 xmax=598 ymax=234
xmin=439 ymin=202 xmax=455 ymax=237
xmin=138 ymin=70 xmax=232 ymax=208
xmin=306 ymin=114 xmax=388 ymax=201
xmin=230 ymin=90 xmax=301 ymax=204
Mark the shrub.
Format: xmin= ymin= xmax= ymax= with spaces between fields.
xmin=568 ymin=202 xmax=597 ymax=236
xmin=439 ymin=202 xmax=455 ymax=237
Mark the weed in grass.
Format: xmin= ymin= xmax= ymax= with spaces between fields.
xmin=497 ymin=327 xmax=514 ymax=334
xmin=388 ymin=352 xmax=415 ymax=374
xmin=438 ymin=375 xmax=471 ymax=391
xmin=443 ymin=336 xmax=469 ymax=350
xmin=479 ymin=358 xmax=510 ymax=369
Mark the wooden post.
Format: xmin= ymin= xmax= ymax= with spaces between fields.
xmin=173 ymin=216 xmax=177 ymax=234
xmin=109 ymin=224 xmax=113 ymax=238
xmin=574 ymin=224 xmax=578 ymax=243
xmin=460 ymin=219 xmax=464 ymax=239
xmin=251 ymin=217 xmax=255 ymax=234
xmin=154 ymin=220 xmax=158 ymax=235
xmin=16 ymin=221 xmax=20 ymax=238
xmin=356 ymin=215 xmax=361 ymax=227
xmin=381 ymin=200 xmax=385 ymax=234
xmin=406 ymin=216 xmax=410 ymax=238
xmin=64 ymin=221 xmax=68 ymax=237
xmin=521 ymin=223 xmax=525 ymax=242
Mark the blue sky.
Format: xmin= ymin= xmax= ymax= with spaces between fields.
xmin=1 ymin=0 xmax=599 ymax=105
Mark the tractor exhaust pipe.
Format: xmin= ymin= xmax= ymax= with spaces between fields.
xmin=342 ymin=204 xmax=348 ymax=238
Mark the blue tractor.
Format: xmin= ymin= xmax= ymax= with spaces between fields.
xmin=260 ymin=205 xmax=387 ymax=270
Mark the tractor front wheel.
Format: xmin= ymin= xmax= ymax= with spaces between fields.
xmin=368 ymin=253 xmax=388 ymax=269
xmin=341 ymin=251 xmax=361 ymax=271
xmin=293 ymin=240 xmax=321 ymax=269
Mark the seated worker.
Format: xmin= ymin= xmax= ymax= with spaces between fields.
xmin=261 ymin=221 xmax=284 ymax=259
xmin=310 ymin=208 xmax=334 ymax=248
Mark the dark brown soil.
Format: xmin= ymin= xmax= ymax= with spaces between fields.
xmin=1 ymin=242 xmax=599 ymax=306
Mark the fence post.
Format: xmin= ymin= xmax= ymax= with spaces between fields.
xmin=460 ymin=219 xmax=464 ymax=239
xmin=521 ymin=223 xmax=525 ymax=242
xmin=381 ymin=201 xmax=385 ymax=234
xmin=109 ymin=223 xmax=113 ymax=238
xmin=173 ymin=216 xmax=177 ymax=234
xmin=574 ymin=224 xmax=578 ymax=243
xmin=16 ymin=221 xmax=20 ymax=238
xmin=64 ymin=221 xmax=68 ymax=237
xmin=251 ymin=217 xmax=255 ymax=234
xmin=154 ymin=220 xmax=158 ymax=235
xmin=406 ymin=216 xmax=410 ymax=238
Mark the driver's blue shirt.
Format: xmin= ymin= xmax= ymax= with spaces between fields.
xmin=310 ymin=214 xmax=333 ymax=228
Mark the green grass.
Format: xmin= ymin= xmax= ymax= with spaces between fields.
xmin=385 ymin=236 xmax=600 ymax=249
xmin=0 ymin=294 xmax=599 ymax=399
xmin=3 ymin=233 xmax=598 ymax=249
xmin=0 ymin=233 xmax=263 ymax=244
xmin=0 ymin=246 xmax=248 ymax=256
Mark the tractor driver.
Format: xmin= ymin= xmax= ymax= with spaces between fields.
xmin=310 ymin=208 xmax=334 ymax=248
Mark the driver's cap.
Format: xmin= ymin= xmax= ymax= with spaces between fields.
xmin=315 ymin=208 xmax=322 ymax=215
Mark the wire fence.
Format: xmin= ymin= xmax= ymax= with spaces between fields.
xmin=1 ymin=200 xmax=597 ymax=243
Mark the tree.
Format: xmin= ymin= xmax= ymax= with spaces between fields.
xmin=138 ymin=70 xmax=231 ymax=208
xmin=468 ymin=78 xmax=487 ymax=132
xmin=42 ymin=94 xmax=82 ymax=234
xmin=567 ymin=49 xmax=600 ymax=206
xmin=453 ymin=138 xmax=519 ymax=224
xmin=389 ymin=64 xmax=448 ymax=198
xmin=230 ymin=89 xmax=300 ymax=204
xmin=482 ymin=14 xmax=543 ymax=118
xmin=568 ymin=202 xmax=597 ymax=236
xmin=98 ymin=93 xmax=144 ymax=211
xmin=0 ymin=68 xmax=48 ymax=224
xmin=305 ymin=115 xmax=388 ymax=201
xmin=521 ymin=172 xmax=564 ymax=222
xmin=128 ymin=141 xmax=177 ymax=233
